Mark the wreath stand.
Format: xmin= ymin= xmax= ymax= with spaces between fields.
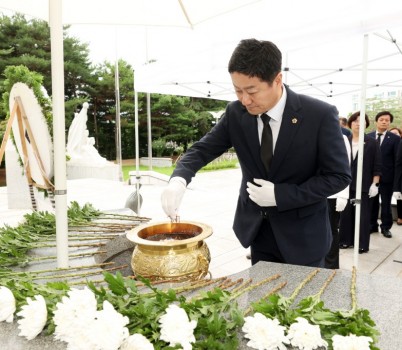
xmin=0 ymin=96 xmax=55 ymax=211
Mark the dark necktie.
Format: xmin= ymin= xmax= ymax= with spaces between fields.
xmin=260 ymin=113 xmax=273 ymax=173
xmin=377 ymin=133 xmax=382 ymax=146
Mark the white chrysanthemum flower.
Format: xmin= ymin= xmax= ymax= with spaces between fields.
xmin=159 ymin=304 xmax=197 ymax=350
xmin=332 ymin=334 xmax=373 ymax=350
xmin=87 ymin=300 xmax=129 ymax=350
xmin=53 ymin=287 xmax=97 ymax=347
xmin=0 ymin=286 xmax=16 ymax=323
xmin=17 ymin=295 xmax=47 ymax=340
xmin=242 ymin=313 xmax=290 ymax=350
xmin=120 ymin=333 xmax=155 ymax=350
xmin=287 ymin=317 xmax=328 ymax=350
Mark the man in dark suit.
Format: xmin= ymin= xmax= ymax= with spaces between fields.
xmin=339 ymin=117 xmax=352 ymax=137
xmin=161 ymin=39 xmax=351 ymax=268
xmin=368 ymin=111 xmax=400 ymax=238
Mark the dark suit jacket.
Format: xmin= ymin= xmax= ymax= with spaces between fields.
xmin=367 ymin=130 xmax=399 ymax=184
xmin=348 ymin=135 xmax=382 ymax=193
xmin=341 ymin=127 xmax=352 ymax=137
xmin=172 ymin=85 xmax=351 ymax=265
xmin=393 ymin=141 xmax=402 ymax=192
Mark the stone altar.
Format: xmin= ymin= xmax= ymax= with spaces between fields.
xmin=0 ymin=261 xmax=401 ymax=349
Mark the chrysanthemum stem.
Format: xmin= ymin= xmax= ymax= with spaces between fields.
xmin=316 ymin=269 xmax=336 ymax=299
xmin=230 ymin=278 xmax=253 ymax=295
xmin=2 ymin=262 xmax=115 ymax=277
xmin=30 ymin=250 xmax=106 ymax=262
xmin=244 ymin=281 xmax=287 ymax=315
xmin=231 ymin=274 xmax=281 ymax=300
xmin=350 ymin=266 xmax=357 ymax=312
xmin=289 ymin=269 xmax=319 ymax=304
xmin=31 ymin=265 xmax=127 ymax=281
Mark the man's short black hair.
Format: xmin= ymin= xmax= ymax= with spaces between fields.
xmin=228 ymin=39 xmax=282 ymax=84
xmin=375 ymin=111 xmax=394 ymax=123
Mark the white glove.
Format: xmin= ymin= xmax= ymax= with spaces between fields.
xmin=246 ymin=179 xmax=276 ymax=207
xmin=335 ymin=197 xmax=348 ymax=212
xmin=161 ymin=177 xmax=187 ymax=219
xmin=393 ymin=191 xmax=402 ymax=200
xmin=368 ymin=183 xmax=379 ymax=198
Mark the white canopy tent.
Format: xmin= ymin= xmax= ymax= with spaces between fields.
xmin=135 ymin=26 xmax=402 ymax=113
xmin=1 ymin=0 xmax=402 ymax=268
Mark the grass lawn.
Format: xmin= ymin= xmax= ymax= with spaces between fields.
xmin=122 ymin=159 xmax=238 ymax=181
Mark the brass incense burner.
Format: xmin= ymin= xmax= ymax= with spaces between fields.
xmin=126 ymin=221 xmax=212 ymax=282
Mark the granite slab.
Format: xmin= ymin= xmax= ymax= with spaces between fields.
xmin=1 ymin=262 xmax=401 ymax=349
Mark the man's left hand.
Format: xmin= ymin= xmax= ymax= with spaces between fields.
xmin=368 ymin=183 xmax=379 ymax=198
xmin=247 ymin=179 xmax=276 ymax=207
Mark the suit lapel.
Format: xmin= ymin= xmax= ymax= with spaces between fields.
xmin=381 ymin=131 xmax=391 ymax=149
xmin=240 ymin=112 xmax=266 ymax=175
xmin=268 ymin=88 xmax=303 ymax=178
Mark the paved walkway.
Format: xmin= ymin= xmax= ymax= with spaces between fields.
xmin=1 ymin=168 xmax=402 ymax=278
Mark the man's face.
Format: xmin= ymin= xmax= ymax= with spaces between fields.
xmin=230 ymin=72 xmax=283 ymax=115
xmin=376 ymin=114 xmax=391 ymax=132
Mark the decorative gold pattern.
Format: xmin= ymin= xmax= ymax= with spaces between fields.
xmin=127 ymin=221 xmax=212 ymax=282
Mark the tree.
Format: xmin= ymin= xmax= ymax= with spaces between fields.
xmin=89 ymin=60 xmax=136 ymax=159
xmin=364 ymin=96 xmax=402 ymax=132
xmin=0 ymin=13 xmax=229 ymax=162
xmin=0 ymin=14 xmax=94 ymax=124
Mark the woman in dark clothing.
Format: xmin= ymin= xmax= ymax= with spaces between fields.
xmin=339 ymin=112 xmax=382 ymax=253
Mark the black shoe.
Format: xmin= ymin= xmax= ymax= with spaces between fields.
xmin=339 ymin=244 xmax=352 ymax=249
xmin=370 ymin=227 xmax=379 ymax=234
xmin=358 ymin=248 xmax=369 ymax=254
xmin=382 ymin=229 xmax=392 ymax=238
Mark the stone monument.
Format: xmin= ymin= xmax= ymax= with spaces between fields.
xmin=66 ymin=103 xmax=119 ymax=180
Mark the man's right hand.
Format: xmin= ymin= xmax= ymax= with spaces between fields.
xmin=161 ymin=177 xmax=187 ymax=219
xmin=393 ymin=191 xmax=402 ymax=200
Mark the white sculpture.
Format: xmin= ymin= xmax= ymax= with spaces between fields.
xmin=67 ymin=102 xmax=107 ymax=165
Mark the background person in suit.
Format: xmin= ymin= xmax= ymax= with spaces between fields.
xmin=339 ymin=117 xmax=352 ymax=137
xmin=339 ymin=112 xmax=382 ymax=253
xmin=325 ymin=134 xmax=351 ymax=269
xmin=389 ymin=127 xmax=402 ymax=225
xmin=368 ymin=111 xmax=400 ymax=238
xmin=161 ymin=39 xmax=351 ymax=268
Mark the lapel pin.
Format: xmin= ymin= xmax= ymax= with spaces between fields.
xmin=292 ymin=117 xmax=298 ymax=124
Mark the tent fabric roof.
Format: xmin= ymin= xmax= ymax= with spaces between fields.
xmin=2 ymin=0 xmax=402 ymax=109
xmin=134 ymin=25 xmax=402 ymax=114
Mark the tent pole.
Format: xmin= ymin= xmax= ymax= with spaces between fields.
xmin=145 ymin=28 xmax=152 ymax=171
xmin=353 ymin=33 xmax=369 ymax=269
xmin=147 ymin=93 xmax=152 ymax=170
xmin=114 ymin=26 xmax=123 ymax=181
xmin=49 ymin=0 xmax=69 ymax=268
xmin=134 ymin=89 xmax=141 ymax=215
xmin=115 ymin=58 xmax=123 ymax=181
